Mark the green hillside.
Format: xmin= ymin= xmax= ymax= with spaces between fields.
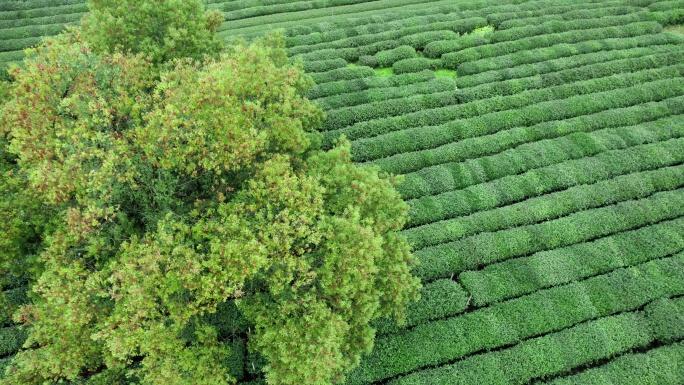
xmin=2 ymin=0 xmax=684 ymax=384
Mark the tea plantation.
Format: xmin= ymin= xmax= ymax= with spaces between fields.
xmin=2 ymin=0 xmax=684 ymax=384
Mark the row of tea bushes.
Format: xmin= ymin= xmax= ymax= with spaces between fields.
xmin=345 ymin=254 xmax=684 ymax=384
xmin=306 ymin=69 xmax=435 ymax=99
xmin=403 ymin=131 xmax=684 ymax=231
xmin=547 ymin=340 xmax=684 ymax=385
xmin=324 ymin=63 xmax=684 ymax=148
xmin=456 ymin=33 xmax=684 ymax=84
xmin=398 ymin=109 xmax=684 ymax=202
xmin=366 ymin=95 xmax=684 ymax=176
xmin=315 ymin=77 xmax=454 ymax=110
xmin=443 ymin=21 xmax=663 ymax=69
xmin=350 ymin=78 xmax=684 ymax=161
xmin=461 ymin=217 xmax=684 ymax=306
xmin=390 ymin=297 xmax=684 ymax=384
xmin=405 ymin=165 xmax=684 ymax=250
xmin=414 ymin=188 xmax=684 ymax=281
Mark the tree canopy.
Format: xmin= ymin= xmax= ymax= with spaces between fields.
xmin=0 ymin=0 xmax=421 ymax=384
xmin=81 ymin=0 xmax=225 ymax=63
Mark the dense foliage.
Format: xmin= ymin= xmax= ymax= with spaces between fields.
xmin=2 ymin=0 xmax=684 ymax=384
xmin=80 ymin=0 xmax=225 ymax=63
xmin=0 ymin=1 xmax=420 ymax=384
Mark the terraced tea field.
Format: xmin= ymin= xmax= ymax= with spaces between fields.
xmin=2 ymin=0 xmax=684 ymax=384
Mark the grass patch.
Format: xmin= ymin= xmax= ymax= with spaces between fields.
xmin=347 ymin=62 xmax=358 ymax=67
xmin=665 ymin=24 xmax=684 ymax=35
xmin=471 ymin=25 xmax=495 ymax=35
xmin=375 ymin=67 xmax=394 ymax=77
xmin=434 ymin=69 xmax=457 ymax=78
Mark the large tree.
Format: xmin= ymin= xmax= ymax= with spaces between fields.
xmin=0 ymin=1 xmax=421 ymax=384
